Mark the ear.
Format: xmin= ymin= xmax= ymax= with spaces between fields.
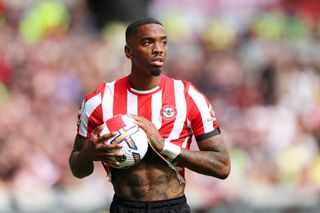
xmin=124 ymin=45 xmax=132 ymax=59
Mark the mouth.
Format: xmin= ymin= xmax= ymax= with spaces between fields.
xmin=150 ymin=57 xmax=165 ymax=67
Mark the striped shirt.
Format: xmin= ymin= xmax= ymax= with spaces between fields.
xmin=77 ymin=74 xmax=220 ymax=178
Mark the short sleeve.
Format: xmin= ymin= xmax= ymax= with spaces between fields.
xmin=77 ymin=86 xmax=104 ymax=138
xmin=186 ymin=84 xmax=221 ymax=142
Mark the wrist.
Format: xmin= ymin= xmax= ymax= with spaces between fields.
xmin=160 ymin=139 xmax=182 ymax=161
xmin=81 ymin=140 xmax=95 ymax=162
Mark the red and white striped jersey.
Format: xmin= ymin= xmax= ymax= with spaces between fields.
xmin=77 ymin=74 xmax=221 ymax=178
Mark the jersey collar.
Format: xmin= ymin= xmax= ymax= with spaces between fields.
xmin=127 ymin=74 xmax=164 ymax=95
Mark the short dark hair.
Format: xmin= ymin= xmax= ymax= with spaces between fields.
xmin=125 ymin=17 xmax=163 ymax=44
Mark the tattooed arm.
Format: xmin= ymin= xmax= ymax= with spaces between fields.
xmin=129 ymin=114 xmax=230 ymax=179
xmin=69 ymin=125 xmax=123 ymax=178
xmin=130 ymin=115 xmax=230 ymax=179
xmin=175 ymin=134 xmax=230 ymax=179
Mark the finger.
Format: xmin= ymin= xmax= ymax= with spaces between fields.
xmin=95 ymin=151 xmax=124 ymax=159
xmin=104 ymin=159 xmax=121 ymax=168
xmin=97 ymin=132 xmax=117 ymax=143
xmin=90 ymin=124 xmax=104 ymax=139
xmin=135 ymin=121 xmax=147 ymax=131
xmin=127 ymin=113 xmax=137 ymax=119
xmin=95 ymin=152 xmax=126 ymax=164
xmin=128 ymin=113 xmax=144 ymax=122
xmin=95 ymin=143 xmax=123 ymax=152
xmin=134 ymin=120 xmax=145 ymax=126
xmin=93 ymin=155 xmax=121 ymax=164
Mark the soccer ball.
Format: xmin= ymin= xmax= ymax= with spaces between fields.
xmin=100 ymin=114 xmax=149 ymax=169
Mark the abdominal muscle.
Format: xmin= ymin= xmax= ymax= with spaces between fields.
xmin=110 ymin=148 xmax=185 ymax=201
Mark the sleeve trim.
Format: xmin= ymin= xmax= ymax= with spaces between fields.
xmin=195 ymin=128 xmax=221 ymax=142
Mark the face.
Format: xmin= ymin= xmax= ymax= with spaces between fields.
xmin=125 ymin=24 xmax=168 ymax=76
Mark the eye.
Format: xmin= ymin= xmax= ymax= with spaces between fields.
xmin=162 ymin=40 xmax=167 ymax=46
xmin=143 ymin=39 xmax=152 ymax=46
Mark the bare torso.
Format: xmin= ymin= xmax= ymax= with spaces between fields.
xmin=110 ymin=147 xmax=185 ymax=201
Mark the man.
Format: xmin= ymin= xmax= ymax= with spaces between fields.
xmin=69 ymin=17 xmax=230 ymax=212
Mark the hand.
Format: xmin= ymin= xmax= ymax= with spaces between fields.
xmin=128 ymin=114 xmax=165 ymax=152
xmin=82 ymin=124 xmax=124 ymax=168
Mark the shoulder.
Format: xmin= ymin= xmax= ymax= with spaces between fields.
xmin=162 ymin=74 xmax=193 ymax=92
xmin=162 ymin=75 xmax=208 ymax=101
xmin=84 ymin=76 xmax=124 ymax=102
xmin=82 ymin=76 xmax=127 ymax=108
xmin=82 ymin=81 xmax=113 ymax=111
xmin=84 ymin=83 xmax=106 ymax=102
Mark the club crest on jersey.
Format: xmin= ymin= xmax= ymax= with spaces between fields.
xmin=160 ymin=104 xmax=177 ymax=120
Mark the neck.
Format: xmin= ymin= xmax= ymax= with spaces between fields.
xmin=128 ymin=72 xmax=161 ymax=91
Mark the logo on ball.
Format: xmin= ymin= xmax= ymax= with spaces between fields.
xmin=101 ymin=114 xmax=149 ymax=169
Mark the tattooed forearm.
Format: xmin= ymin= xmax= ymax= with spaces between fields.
xmin=176 ymin=150 xmax=228 ymax=178
xmin=175 ymin=136 xmax=230 ymax=179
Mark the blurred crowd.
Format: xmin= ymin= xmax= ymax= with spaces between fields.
xmin=0 ymin=0 xmax=320 ymax=212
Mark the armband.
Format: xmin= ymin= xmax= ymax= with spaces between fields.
xmin=161 ymin=140 xmax=181 ymax=161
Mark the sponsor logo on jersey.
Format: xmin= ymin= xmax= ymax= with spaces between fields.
xmin=209 ymin=105 xmax=216 ymax=121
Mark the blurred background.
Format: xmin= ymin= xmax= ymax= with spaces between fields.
xmin=0 ymin=0 xmax=320 ymax=212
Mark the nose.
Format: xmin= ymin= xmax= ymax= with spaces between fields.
xmin=153 ymin=49 xmax=163 ymax=55
xmin=152 ymin=42 xmax=163 ymax=55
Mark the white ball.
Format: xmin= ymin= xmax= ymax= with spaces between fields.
xmin=100 ymin=114 xmax=149 ymax=169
